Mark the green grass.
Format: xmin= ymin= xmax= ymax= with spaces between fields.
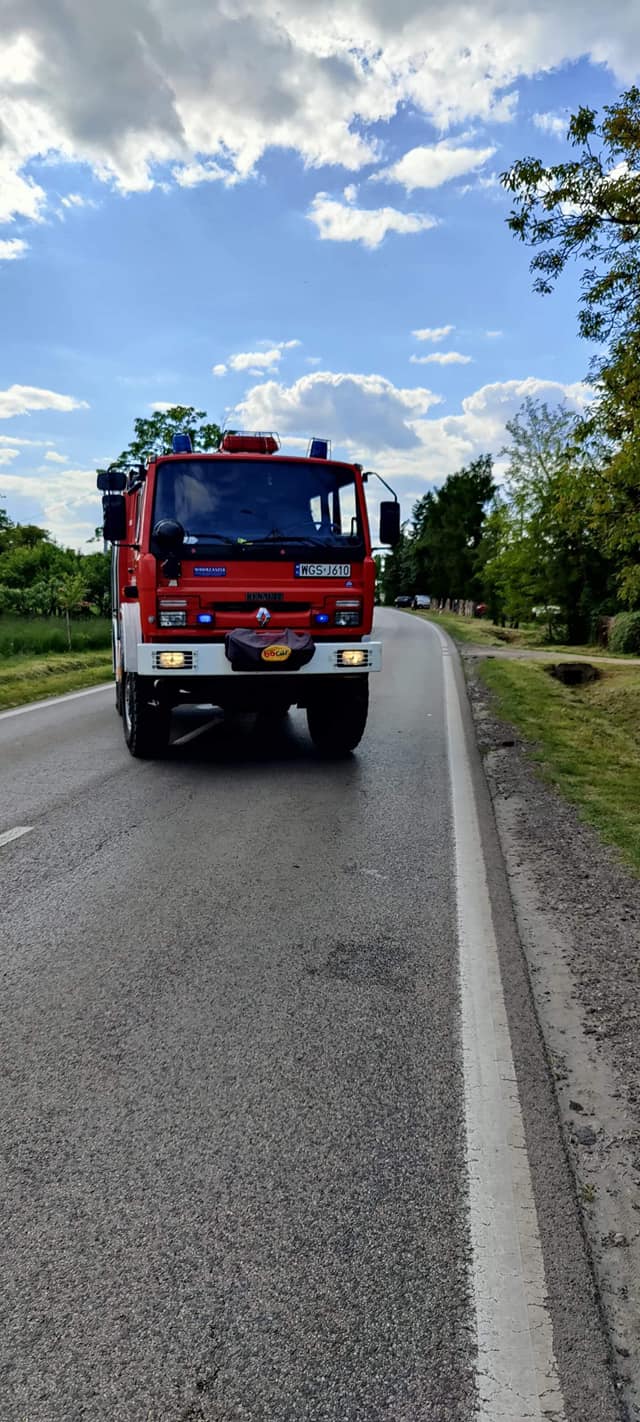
xmin=416 ymin=609 xmax=639 ymax=659
xmin=416 ymin=610 xmax=543 ymax=649
xmin=0 ymin=651 xmax=113 ymax=710
xmin=0 ymin=615 xmax=111 ymax=658
xmin=480 ymin=657 xmax=640 ymax=873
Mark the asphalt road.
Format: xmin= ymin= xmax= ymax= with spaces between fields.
xmin=0 ymin=611 xmax=622 ymax=1422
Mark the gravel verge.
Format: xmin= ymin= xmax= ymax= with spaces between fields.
xmin=464 ymin=653 xmax=640 ymax=1422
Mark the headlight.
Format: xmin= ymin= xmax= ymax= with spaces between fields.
xmin=159 ymin=610 xmax=186 ymax=628
xmin=157 ymin=651 xmax=187 ymax=669
xmin=335 ymin=598 xmax=361 ymax=628
xmin=337 ymin=648 xmax=367 ymax=666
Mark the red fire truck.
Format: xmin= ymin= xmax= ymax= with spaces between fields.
xmin=98 ymin=431 xmax=400 ymax=758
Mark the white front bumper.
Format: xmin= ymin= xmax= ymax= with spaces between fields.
xmin=135 ymin=640 xmax=382 ymax=676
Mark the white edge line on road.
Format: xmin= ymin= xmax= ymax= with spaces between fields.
xmin=0 ymin=683 xmax=113 ymax=722
xmin=0 ymin=826 xmax=33 ymax=849
xmin=435 ymin=622 xmax=567 ymax=1422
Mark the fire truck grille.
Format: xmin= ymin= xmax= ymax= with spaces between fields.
xmin=212 ymin=601 xmax=311 ymax=613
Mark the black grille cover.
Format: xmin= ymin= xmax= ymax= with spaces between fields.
xmin=225 ymin=628 xmax=316 ymax=671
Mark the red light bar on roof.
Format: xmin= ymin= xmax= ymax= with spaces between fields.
xmin=221 ymin=431 xmax=281 ymax=455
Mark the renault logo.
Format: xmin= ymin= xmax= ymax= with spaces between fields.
xmin=256 ymin=606 xmax=271 ymax=626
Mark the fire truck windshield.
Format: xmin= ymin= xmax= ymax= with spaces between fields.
xmin=153 ymin=458 xmax=363 ymax=548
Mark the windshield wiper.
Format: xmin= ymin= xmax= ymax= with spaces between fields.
xmin=249 ymin=532 xmax=342 ymax=548
xmin=188 ymin=532 xmax=244 ymax=544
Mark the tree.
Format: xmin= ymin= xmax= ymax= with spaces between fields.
xmin=502 ymin=90 xmax=640 ymax=607
xmin=414 ymin=457 xmax=495 ymax=603
xmin=476 ymin=400 xmax=617 ymax=638
xmin=55 ymin=572 xmax=87 ymax=649
xmin=380 ymin=529 xmax=417 ymax=605
xmin=82 ymin=552 xmax=111 ymax=615
xmin=112 ymin=405 xmax=221 ymax=469
xmin=502 ymin=89 xmax=640 ymax=357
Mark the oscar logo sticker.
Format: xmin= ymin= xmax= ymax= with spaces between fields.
xmin=261 ymin=644 xmax=291 ymax=663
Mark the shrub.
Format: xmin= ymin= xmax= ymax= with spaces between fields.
xmin=609 ymin=611 xmax=640 ymax=654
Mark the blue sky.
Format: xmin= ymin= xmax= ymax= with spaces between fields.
xmin=0 ymin=1 xmax=637 ymax=547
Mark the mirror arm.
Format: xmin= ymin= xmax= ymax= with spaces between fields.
xmin=364 ymin=470 xmax=399 ymax=503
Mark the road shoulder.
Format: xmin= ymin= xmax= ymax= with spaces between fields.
xmin=464 ymin=650 xmax=640 ymax=1421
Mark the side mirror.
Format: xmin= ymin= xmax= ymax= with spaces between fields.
xmin=97 ymin=469 xmax=127 ymax=492
xmin=102 ymin=494 xmax=127 ymax=543
xmin=379 ymin=500 xmax=401 ymax=547
xmin=152 ymin=518 xmax=185 ymax=555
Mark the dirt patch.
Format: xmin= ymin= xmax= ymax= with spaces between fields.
xmin=547 ymin=662 xmax=601 ymax=686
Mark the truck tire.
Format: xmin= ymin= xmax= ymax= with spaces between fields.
xmin=122 ymin=673 xmax=171 ymax=758
xmin=306 ymin=677 xmax=369 ymax=757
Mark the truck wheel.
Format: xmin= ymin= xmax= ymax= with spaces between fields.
xmin=306 ymin=678 xmax=369 ymax=757
xmin=122 ymin=673 xmax=171 ymax=758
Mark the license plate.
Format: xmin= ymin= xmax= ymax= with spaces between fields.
xmin=294 ymin=563 xmax=351 ymax=578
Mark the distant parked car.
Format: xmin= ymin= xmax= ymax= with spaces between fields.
xmin=532 ymin=604 xmax=561 ymax=620
xmin=412 ymin=594 xmax=431 ymax=610
xmin=394 ymin=595 xmax=413 ymax=608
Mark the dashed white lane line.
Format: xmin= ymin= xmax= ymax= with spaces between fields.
xmin=0 ymin=684 xmax=112 ymax=722
xmin=436 ymin=624 xmax=567 ymax=1422
xmin=0 ymin=826 xmax=33 ymax=849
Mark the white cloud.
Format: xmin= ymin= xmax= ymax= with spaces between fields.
xmin=410 ymin=351 xmax=472 ymax=365
xmin=375 ymin=142 xmax=496 ymax=191
xmin=230 ymin=348 xmax=285 ymax=372
xmin=0 ymin=434 xmax=53 ymax=447
xmin=0 ymin=238 xmax=28 ymax=261
xmin=308 ymin=193 xmax=437 ymax=248
xmin=486 ymin=329 xmax=504 ymax=339
xmin=343 ymin=184 xmax=358 ymax=204
xmin=234 ymin=370 xmax=441 ymax=451
xmin=149 ymin=400 xmax=181 ymax=410
xmin=60 ymin=192 xmax=97 ymax=209
xmin=1 ymin=3 xmax=640 ymax=221
xmin=233 ymin=368 xmax=590 ymax=525
xmin=214 ymin=340 xmax=301 ymax=375
xmin=173 ymin=160 xmax=241 ymax=188
xmin=0 ymin=448 xmax=21 ymax=466
xmin=0 ymin=468 xmax=100 ymax=546
xmin=44 ymin=450 xmax=68 ymax=463
xmin=0 ymin=385 xmax=89 ymax=419
xmin=533 ymin=111 xmax=567 ymax=139
xmin=413 ymin=325 xmax=454 ymax=343
xmin=0 ymin=157 xmax=46 ymax=225
xmin=1 ymin=369 xmax=594 ymax=543
xmin=370 ymin=376 xmax=592 ymax=519
xmin=442 ymin=375 xmax=590 ymax=440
